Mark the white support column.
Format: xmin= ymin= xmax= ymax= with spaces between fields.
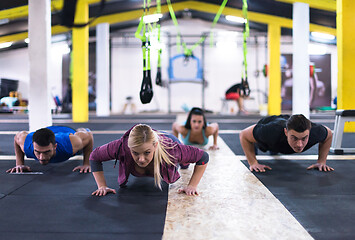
xmin=292 ymin=2 xmax=310 ymax=118
xmin=28 ymin=0 xmax=52 ymax=131
xmin=96 ymin=23 xmax=110 ymax=116
xmin=111 ymin=47 xmax=120 ymax=114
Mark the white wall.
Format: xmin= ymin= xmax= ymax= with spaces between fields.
xmin=0 ymin=48 xmax=29 ymax=98
xmin=50 ymin=42 xmax=69 ymax=100
xmin=0 ymin=42 xmax=68 ymax=109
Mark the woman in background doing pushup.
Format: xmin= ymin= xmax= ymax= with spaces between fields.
xmin=172 ymin=107 xmax=219 ymax=151
xmin=90 ymin=124 xmax=208 ymax=196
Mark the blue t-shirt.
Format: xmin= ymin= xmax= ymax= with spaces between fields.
xmin=24 ymin=126 xmax=76 ymax=163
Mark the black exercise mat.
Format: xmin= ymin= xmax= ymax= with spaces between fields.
xmin=0 ymin=160 xmax=168 ymax=240
xmin=0 ymin=123 xmax=29 ymax=131
xmin=0 ymin=160 xmax=54 ymax=197
xmin=241 ymin=159 xmax=355 ymax=240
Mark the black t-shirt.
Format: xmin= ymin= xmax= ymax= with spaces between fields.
xmin=252 ymin=115 xmax=328 ymax=154
xmin=226 ymin=83 xmax=242 ymax=94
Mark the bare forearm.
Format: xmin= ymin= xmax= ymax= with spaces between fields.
xmin=208 ymin=123 xmax=219 ymax=147
xmin=240 ymin=137 xmax=258 ymax=166
xmin=14 ymin=141 xmax=25 ymax=166
xmin=213 ymin=131 xmax=218 ymax=146
xmin=318 ymin=128 xmax=332 ymax=164
xmin=172 ymin=124 xmax=179 ymax=137
xmin=83 ymin=139 xmax=93 ymax=165
xmin=92 ymin=171 xmax=107 ymax=188
xmin=318 ymin=138 xmax=331 ymax=164
xmin=188 ymin=164 xmax=207 ymax=187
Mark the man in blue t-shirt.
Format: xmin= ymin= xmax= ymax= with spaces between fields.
xmin=6 ymin=126 xmax=93 ymax=174
xmin=240 ymin=114 xmax=334 ymax=172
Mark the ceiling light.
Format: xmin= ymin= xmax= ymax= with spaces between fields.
xmin=52 ymin=43 xmax=71 ymax=56
xmin=311 ymin=32 xmax=335 ymax=40
xmin=0 ymin=19 xmax=9 ymax=25
xmin=142 ymin=14 xmax=163 ymax=24
xmin=225 ymin=15 xmax=246 ymax=24
xmin=0 ymin=42 xmax=13 ymax=49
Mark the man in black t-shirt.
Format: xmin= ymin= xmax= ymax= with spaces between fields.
xmin=240 ymin=114 xmax=334 ymax=172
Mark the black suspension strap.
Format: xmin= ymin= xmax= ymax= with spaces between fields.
xmin=136 ymin=0 xmax=154 ymax=104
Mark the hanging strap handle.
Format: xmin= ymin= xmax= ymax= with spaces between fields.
xmin=136 ymin=0 xmax=154 ymax=104
xmin=140 ymin=39 xmax=154 ymax=104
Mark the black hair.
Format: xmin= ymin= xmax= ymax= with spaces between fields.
xmin=241 ymin=80 xmax=250 ymax=97
xmin=184 ymin=107 xmax=207 ymax=129
xmin=32 ymin=128 xmax=56 ymax=146
xmin=286 ymin=114 xmax=311 ymax=132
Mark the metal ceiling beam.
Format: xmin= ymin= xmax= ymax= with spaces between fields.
xmin=0 ymin=0 xmax=336 ymax=44
xmin=89 ymin=1 xmax=336 ymax=34
xmin=0 ymin=0 xmax=62 ymax=20
xmin=0 ymin=0 xmax=104 ymax=20
xmin=185 ymin=1 xmax=335 ymax=35
xmin=275 ymin=0 xmax=336 ymax=12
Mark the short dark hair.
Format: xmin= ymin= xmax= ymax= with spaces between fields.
xmin=286 ymin=114 xmax=311 ymax=132
xmin=32 ymin=128 xmax=56 ymax=146
xmin=184 ymin=107 xmax=207 ymax=129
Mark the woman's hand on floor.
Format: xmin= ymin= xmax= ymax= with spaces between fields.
xmin=92 ymin=186 xmax=116 ymax=196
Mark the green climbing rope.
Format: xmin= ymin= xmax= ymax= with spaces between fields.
xmin=242 ymin=0 xmax=249 ymax=80
xmin=167 ymin=0 xmax=228 ymax=56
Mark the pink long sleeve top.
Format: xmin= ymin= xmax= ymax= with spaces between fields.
xmin=89 ymin=127 xmax=205 ymax=187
